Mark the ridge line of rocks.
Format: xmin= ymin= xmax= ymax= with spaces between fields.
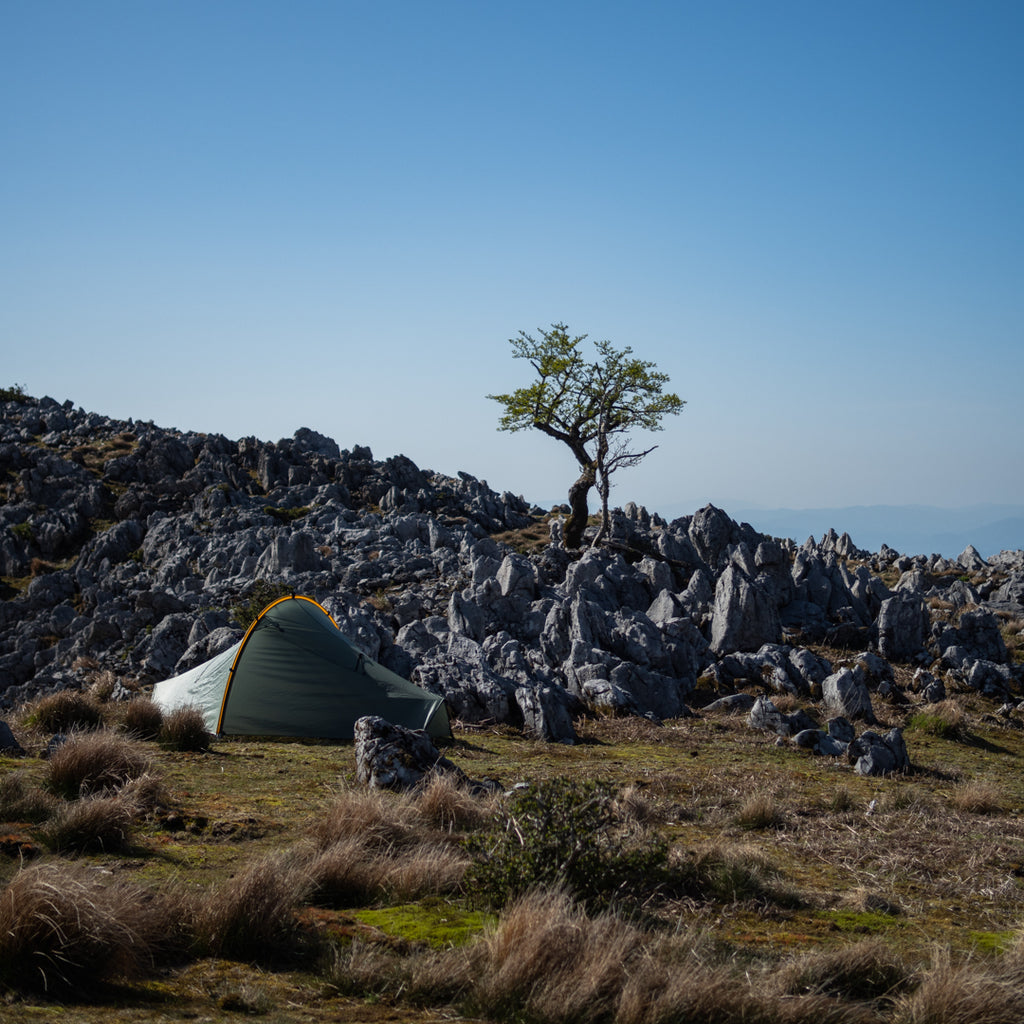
xmin=2 ymin=392 xmax=1022 ymax=772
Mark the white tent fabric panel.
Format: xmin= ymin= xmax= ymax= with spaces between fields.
xmin=153 ymin=642 xmax=241 ymax=732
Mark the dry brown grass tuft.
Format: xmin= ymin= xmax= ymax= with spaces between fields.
xmin=383 ymin=841 xmax=470 ymax=900
xmin=28 ymin=689 xmax=104 ymax=733
xmin=0 ymin=861 xmax=175 ymax=994
xmin=303 ymin=831 xmax=469 ymax=908
xmin=304 ymin=836 xmax=388 ymax=907
xmin=908 ymin=700 xmax=969 ymax=741
xmin=313 ymin=785 xmax=427 ymax=851
xmin=614 ymin=783 xmax=666 ymax=827
xmin=120 ymin=696 xmax=164 ymax=740
xmin=467 ymin=888 xmax=640 ymax=1024
xmin=948 ymin=779 xmax=1005 ymax=815
xmin=773 ymin=936 xmax=912 ymax=1001
xmin=683 ymin=842 xmax=801 ymax=906
xmin=190 ymin=851 xmax=313 ymax=961
xmin=617 ymin=954 xmax=878 ymax=1024
xmin=465 ymin=890 xmax=869 ymax=1024
xmin=733 ymin=790 xmax=786 ymax=830
xmin=44 ymin=729 xmax=151 ymax=799
xmin=0 ymin=770 xmax=57 ymax=824
xmin=891 ymin=950 xmax=1024 ymax=1023
xmin=86 ymin=670 xmax=122 ymax=703
xmin=159 ymin=705 xmax=210 ymax=751
xmin=416 ymin=770 xmax=497 ymax=832
xmin=40 ymin=792 xmax=138 ymax=853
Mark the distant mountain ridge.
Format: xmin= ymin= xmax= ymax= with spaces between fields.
xmin=704 ymin=504 xmax=1024 ymax=560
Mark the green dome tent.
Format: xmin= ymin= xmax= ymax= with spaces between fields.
xmin=152 ymin=595 xmax=450 ymax=740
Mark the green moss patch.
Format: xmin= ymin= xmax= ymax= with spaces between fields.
xmin=815 ymin=909 xmax=903 ymax=935
xmin=353 ymin=901 xmax=494 ymax=948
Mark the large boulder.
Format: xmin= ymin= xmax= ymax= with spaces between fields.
xmin=821 ymin=668 xmax=874 ymax=721
xmin=353 ymin=715 xmax=463 ymax=790
xmin=710 ymin=564 xmax=781 ymax=655
xmin=877 ymin=592 xmax=928 ymax=661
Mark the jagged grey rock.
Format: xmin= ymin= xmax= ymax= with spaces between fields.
xmin=704 ymin=692 xmax=757 ymax=713
xmin=848 ymin=728 xmax=910 ymax=776
xmin=710 ymin=564 xmax=781 ymax=655
xmin=957 ymin=544 xmax=988 ymax=571
xmin=174 ymin=626 xmax=244 ymax=674
xmin=353 ymin=715 xmax=463 ymax=790
xmin=515 ymin=684 xmax=576 ymax=744
xmin=748 ymin=696 xmax=817 ymax=737
xmin=877 ymin=592 xmax=929 ymax=661
xmin=822 ymin=668 xmax=874 ymax=721
xmin=0 ymin=719 xmax=24 ymax=755
xmin=792 ymin=728 xmax=847 ymax=756
xmin=936 ymin=609 xmax=1008 ymax=665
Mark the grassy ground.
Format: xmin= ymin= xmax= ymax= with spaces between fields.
xmin=4 ymin=677 xmax=1024 ymax=1022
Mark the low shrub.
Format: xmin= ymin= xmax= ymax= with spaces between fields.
xmin=44 ymin=730 xmax=151 ymax=799
xmin=159 ymin=706 xmax=210 ymax=751
xmin=464 ymin=778 xmax=669 ymax=912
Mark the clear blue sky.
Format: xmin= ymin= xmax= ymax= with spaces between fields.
xmin=3 ymin=1 xmax=1022 ymax=515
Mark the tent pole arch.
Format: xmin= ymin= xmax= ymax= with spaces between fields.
xmin=215 ymin=595 xmax=340 ymax=734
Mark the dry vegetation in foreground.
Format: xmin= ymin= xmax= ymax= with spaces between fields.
xmin=4 ymin=681 xmax=1024 ymax=1022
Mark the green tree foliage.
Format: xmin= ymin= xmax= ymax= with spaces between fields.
xmin=488 ymin=324 xmax=683 ymax=548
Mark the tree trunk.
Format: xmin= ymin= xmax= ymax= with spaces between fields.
xmin=564 ymin=465 xmax=595 ymax=549
xmin=591 ymin=472 xmax=611 ymax=548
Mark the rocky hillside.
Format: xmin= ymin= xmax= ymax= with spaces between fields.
xmin=2 ymin=391 xmax=1023 ymax=756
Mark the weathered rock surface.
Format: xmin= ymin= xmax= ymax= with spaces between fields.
xmin=1 ymin=392 xmax=1021 ymax=751
xmin=352 ymin=715 xmax=461 ymax=790
xmin=847 ymin=728 xmax=910 ymax=776
xmin=0 ymin=719 xmax=24 ymax=755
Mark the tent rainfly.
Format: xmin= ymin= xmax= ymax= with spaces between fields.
xmin=152 ymin=595 xmax=450 ymax=740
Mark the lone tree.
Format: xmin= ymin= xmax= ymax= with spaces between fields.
xmin=488 ymin=323 xmax=684 ymax=549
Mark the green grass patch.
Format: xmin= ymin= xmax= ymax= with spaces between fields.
xmin=353 ymin=900 xmax=494 ymax=949
xmin=815 ymin=909 xmax=903 ymax=934
xmin=969 ymin=929 xmax=1016 ymax=953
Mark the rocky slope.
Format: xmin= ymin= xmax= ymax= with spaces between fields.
xmin=2 ymin=392 xmax=1023 ymax=757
